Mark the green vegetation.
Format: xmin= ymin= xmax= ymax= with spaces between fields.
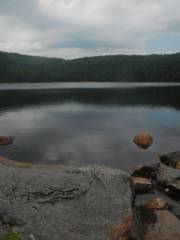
xmin=0 ymin=232 xmax=21 ymax=240
xmin=15 ymin=162 xmax=33 ymax=169
xmin=0 ymin=51 xmax=180 ymax=82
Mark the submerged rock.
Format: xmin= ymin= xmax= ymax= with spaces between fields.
xmin=0 ymin=136 xmax=14 ymax=146
xmin=160 ymin=151 xmax=180 ymax=170
xmin=133 ymin=132 xmax=153 ymax=149
xmin=0 ymin=164 xmax=133 ymax=240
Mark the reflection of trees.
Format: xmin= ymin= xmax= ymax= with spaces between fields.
xmin=0 ymin=87 xmax=180 ymax=112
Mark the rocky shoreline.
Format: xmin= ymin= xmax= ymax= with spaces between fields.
xmin=131 ymin=151 xmax=180 ymax=239
xmin=0 ymin=152 xmax=179 ymax=239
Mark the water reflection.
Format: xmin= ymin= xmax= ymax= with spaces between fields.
xmin=0 ymin=86 xmax=180 ymax=111
xmin=0 ymin=85 xmax=180 ymax=172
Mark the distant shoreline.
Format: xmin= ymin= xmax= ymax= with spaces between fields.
xmin=1 ymin=51 xmax=180 ymax=83
xmin=0 ymin=82 xmax=180 ymax=91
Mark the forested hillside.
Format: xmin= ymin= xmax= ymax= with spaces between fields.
xmin=0 ymin=51 xmax=180 ymax=82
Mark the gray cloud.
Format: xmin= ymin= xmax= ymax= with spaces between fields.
xmin=0 ymin=0 xmax=180 ymax=58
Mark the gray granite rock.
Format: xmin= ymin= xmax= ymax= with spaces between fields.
xmin=0 ymin=164 xmax=132 ymax=240
xmin=157 ymin=163 xmax=180 ymax=200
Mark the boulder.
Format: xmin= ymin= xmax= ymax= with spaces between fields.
xmin=167 ymin=197 xmax=180 ymax=220
xmin=143 ymin=210 xmax=180 ymax=240
xmin=133 ymin=132 xmax=153 ymax=149
xmin=132 ymin=177 xmax=153 ymax=194
xmin=145 ymin=197 xmax=168 ymax=210
xmin=131 ymin=207 xmax=180 ymax=240
xmin=157 ymin=163 xmax=180 ymax=200
xmin=0 ymin=136 xmax=14 ymax=146
xmin=176 ymin=161 xmax=180 ymax=170
xmin=0 ymin=164 xmax=133 ymax=240
xmin=132 ymin=164 xmax=158 ymax=180
xmin=160 ymin=151 xmax=180 ymax=170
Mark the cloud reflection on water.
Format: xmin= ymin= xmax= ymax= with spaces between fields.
xmin=0 ymin=98 xmax=180 ymax=172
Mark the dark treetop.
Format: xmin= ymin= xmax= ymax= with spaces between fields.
xmin=0 ymin=51 xmax=180 ymax=83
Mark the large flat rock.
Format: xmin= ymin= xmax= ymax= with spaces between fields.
xmin=0 ymin=164 xmax=132 ymax=240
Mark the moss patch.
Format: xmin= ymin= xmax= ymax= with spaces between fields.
xmin=16 ymin=163 xmax=33 ymax=169
xmin=0 ymin=232 xmax=21 ymax=240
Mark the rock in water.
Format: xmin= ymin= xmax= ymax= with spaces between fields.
xmin=0 ymin=164 xmax=133 ymax=240
xmin=132 ymin=177 xmax=153 ymax=194
xmin=132 ymin=164 xmax=158 ymax=179
xmin=0 ymin=136 xmax=14 ymax=146
xmin=145 ymin=197 xmax=168 ymax=210
xmin=160 ymin=151 xmax=180 ymax=170
xmin=157 ymin=163 xmax=180 ymax=200
xmin=133 ymin=132 xmax=153 ymax=149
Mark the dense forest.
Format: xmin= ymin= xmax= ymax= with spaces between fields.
xmin=0 ymin=51 xmax=180 ymax=83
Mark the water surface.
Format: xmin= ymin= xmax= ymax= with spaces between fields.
xmin=0 ymin=82 xmax=180 ymax=172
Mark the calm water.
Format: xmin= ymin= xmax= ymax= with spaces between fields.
xmin=0 ymin=82 xmax=180 ymax=172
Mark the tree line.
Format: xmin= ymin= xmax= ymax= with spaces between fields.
xmin=0 ymin=51 xmax=180 ymax=82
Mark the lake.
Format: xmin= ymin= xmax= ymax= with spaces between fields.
xmin=0 ymin=82 xmax=180 ymax=172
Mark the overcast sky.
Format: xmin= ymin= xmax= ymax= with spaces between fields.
xmin=0 ymin=0 xmax=180 ymax=59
